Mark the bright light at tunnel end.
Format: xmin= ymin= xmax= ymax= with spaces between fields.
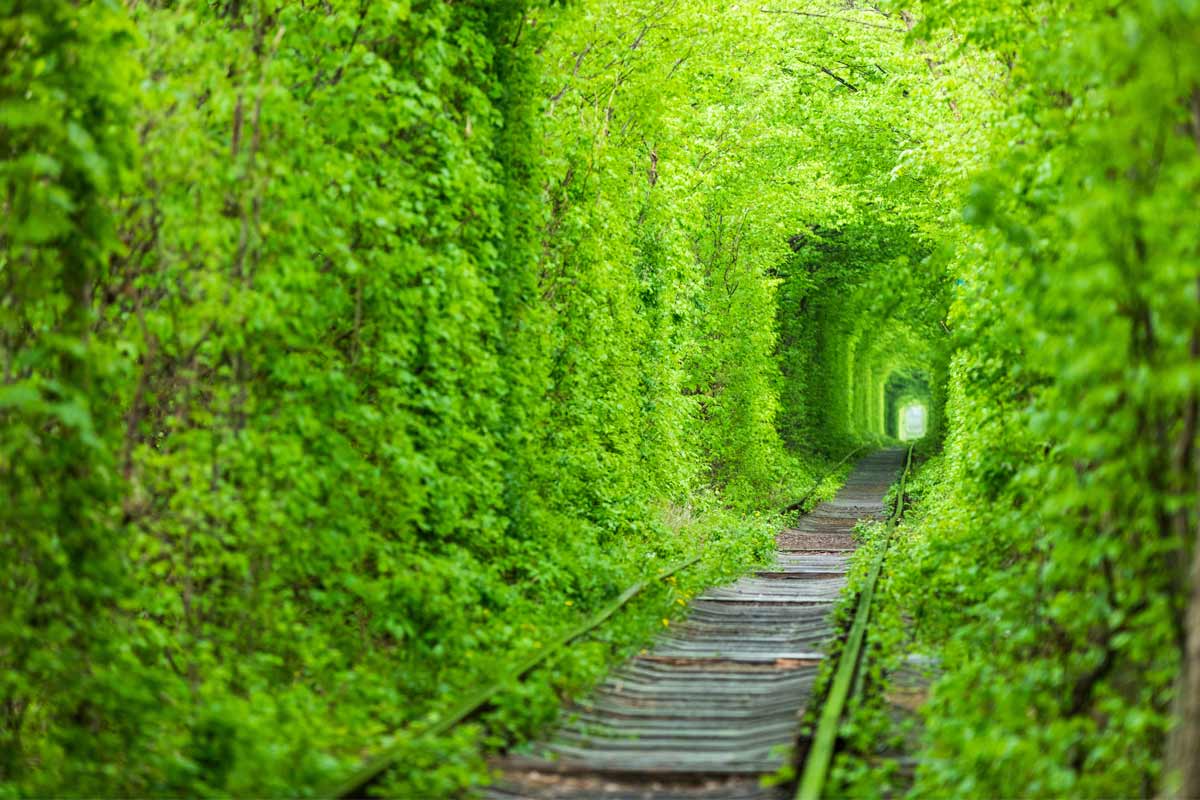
xmin=899 ymin=402 xmax=927 ymax=441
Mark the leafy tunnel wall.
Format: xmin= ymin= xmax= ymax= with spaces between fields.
xmin=0 ymin=1 xmax=954 ymax=794
xmin=776 ymin=221 xmax=947 ymax=453
xmin=11 ymin=0 xmax=1196 ymax=797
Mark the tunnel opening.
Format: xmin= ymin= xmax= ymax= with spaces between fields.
xmin=883 ymin=368 xmax=931 ymax=442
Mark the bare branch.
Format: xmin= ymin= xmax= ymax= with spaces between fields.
xmin=797 ymin=59 xmax=859 ymax=92
xmin=760 ymin=7 xmax=904 ymax=32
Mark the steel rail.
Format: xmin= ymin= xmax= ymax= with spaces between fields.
xmin=795 ymin=444 xmax=914 ymax=800
xmin=781 ymin=445 xmax=867 ymax=515
xmin=322 ymin=553 xmax=703 ymax=799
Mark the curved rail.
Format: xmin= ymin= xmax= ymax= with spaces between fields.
xmin=323 ymin=553 xmax=702 ymax=799
xmin=795 ymin=444 xmax=914 ymax=800
xmin=781 ymin=445 xmax=866 ymax=515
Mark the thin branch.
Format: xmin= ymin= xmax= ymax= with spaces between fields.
xmin=797 ymin=59 xmax=858 ymax=92
xmin=900 ymin=10 xmax=961 ymax=119
xmin=760 ymin=7 xmax=904 ymax=32
xmin=549 ymin=42 xmax=593 ymax=107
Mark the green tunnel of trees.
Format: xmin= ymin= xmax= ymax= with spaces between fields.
xmin=2 ymin=0 xmax=1199 ymax=797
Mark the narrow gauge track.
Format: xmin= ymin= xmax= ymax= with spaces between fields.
xmin=486 ymin=449 xmax=908 ymax=800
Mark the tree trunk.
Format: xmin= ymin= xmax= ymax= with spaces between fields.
xmin=1167 ymin=536 xmax=1200 ymax=798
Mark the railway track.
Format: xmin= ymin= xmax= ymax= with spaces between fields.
xmin=486 ymin=449 xmax=909 ymax=800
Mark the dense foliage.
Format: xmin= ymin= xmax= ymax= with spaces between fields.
xmin=893 ymin=0 xmax=1200 ymax=793
xmin=3 ymin=0 xmax=1197 ymax=796
xmin=823 ymin=0 xmax=1200 ymax=797
xmin=1 ymin=0 xmax=939 ymax=795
